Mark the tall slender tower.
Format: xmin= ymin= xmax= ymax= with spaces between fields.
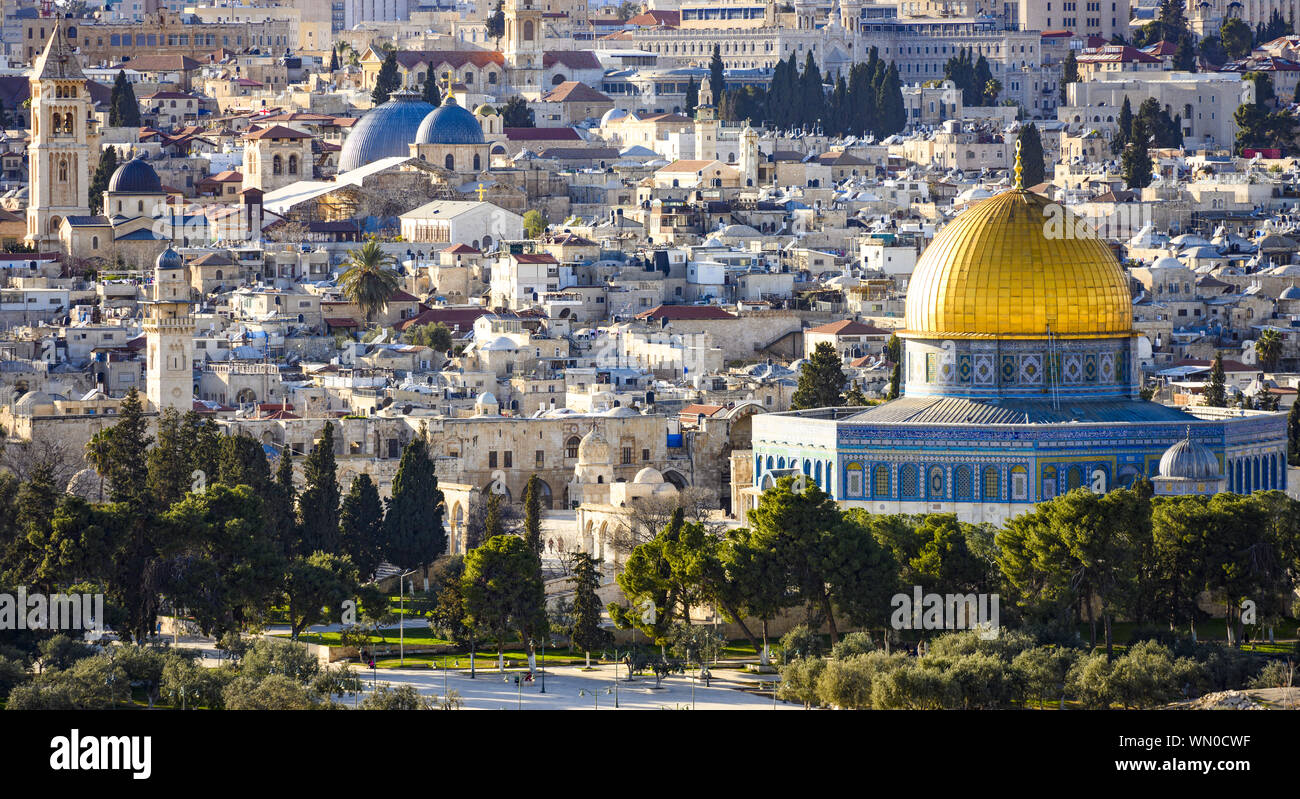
xmin=740 ymin=122 xmax=759 ymax=187
xmin=26 ymin=21 xmax=91 ymax=250
xmin=144 ymin=246 xmax=195 ymax=412
xmin=694 ymin=82 xmax=719 ymax=163
xmin=503 ymin=0 xmax=544 ymax=90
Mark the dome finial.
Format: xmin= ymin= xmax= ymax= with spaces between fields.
xmin=1013 ymin=138 xmax=1024 ymax=191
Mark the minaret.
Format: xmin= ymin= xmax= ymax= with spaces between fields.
xmin=740 ymin=121 xmax=759 ymax=187
xmin=26 ymin=20 xmax=92 ymax=250
xmin=695 ymin=81 xmax=719 ymax=162
xmin=144 ymin=246 xmax=195 ymax=412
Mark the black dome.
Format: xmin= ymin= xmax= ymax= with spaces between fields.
xmin=108 ymin=156 xmax=163 ymax=194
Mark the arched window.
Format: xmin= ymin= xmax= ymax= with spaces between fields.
xmin=927 ymin=466 xmax=945 ymax=500
xmin=91 ymin=236 xmax=99 ymax=249
xmin=845 ymin=462 xmax=863 ymax=496
xmin=288 ymin=154 xmax=298 ymax=175
xmin=473 ymin=153 xmax=481 ymax=170
xmin=272 ymin=155 xmax=283 ymax=175
xmin=445 ymin=153 xmax=455 ymax=170
xmin=1042 ymin=465 xmax=1058 ymax=500
xmin=1067 ymin=465 xmax=1083 ymax=491
xmin=1010 ymin=466 xmax=1028 ymax=500
xmin=873 ymin=465 xmax=890 ymax=497
xmin=57 ymin=158 xmax=67 ymax=182
xmin=955 ymin=466 xmax=973 ymax=500
xmin=523 ymin=20 xmax=534 ymax=41
xmin=565 ymin=436 xmax=580 ymax=459
xmin=900 ymin=465 xmax=919 ymax=498
xmin=983 ymin=466 xmax=999 ymax=500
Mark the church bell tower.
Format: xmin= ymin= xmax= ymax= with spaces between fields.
xmin=26 ymin=20 xmax=92 ymax=250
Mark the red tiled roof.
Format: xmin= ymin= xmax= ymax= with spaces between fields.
xmin=397 ymin=306 xmax=489 ymax=332
xmin=540 ymin=81 xmax=613 ymax=104
xmin=504 ymin=127 xmax=582 ymax=141
xmin=442 ymin=243 xmax=481 ymax=254
xmin=1174 ymin=358 xmax=1256 ymax=373
xmin=627 ymin=10 xmax=680 ymax=27
xmin=512 ymin=253 xmax=559 ymax=264
xmin=807 ymin=319 xmax=891 ymax=336
xmin=390 ymin=50 xmax=505 ymax=70
xmin=542 ymin=51 xmax=601 ymax=70
xmin=681 ymin=403 xmax=725 ymax=419
xmin=244 ymin=124 xmax=313 ymax=140
xmin=635 ymin=304 xmax=736 ymax=321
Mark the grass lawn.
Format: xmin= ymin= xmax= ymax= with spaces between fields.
xmin=277 ymin=627 xmax=452 ymax=648
xmin=371 ymin=647 xmax=593 ymax=670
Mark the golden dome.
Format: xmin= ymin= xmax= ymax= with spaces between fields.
xmin=903 ymin=189 xmax=1132 ymax=340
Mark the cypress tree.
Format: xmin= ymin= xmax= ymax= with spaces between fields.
xmin=792 ymin=342 xmax=848 ymax=410
xmin=422 ymin=74 xmax=442 ymax=105
xmin=876 ymin=62 xmax=906 ymax=136
xmin=569 ymin=552 xmax=611 ymax=668
xmin=329 ymin=46 xmax=340 ymax=72
xmin=801 ymin=51 xmax=825 ymax=128
xmin=340 ymin=473 xmax=385 ymax=579
xmin=1017 ymin=122 xmax=1046 ymax=187
xmin=522 ymin=473 xmax=542 ymax=558
xmin=1204 ymin=353 xmax=1228 ymax=407
xmin=114 ymin=72 xmax=141 ymax=128
xmin=684 ymin=77 xmax=698 ymax=117
xmin=383 ymin=435 xmax=446 ymax=569
xmin=709 ymin=44 xmax=725 ymax=109
xmin=88 ymin=146 xmax=119 ymax=215
xmin=298 ymin=422 xmax=341 ymax=553
xmin=1061 ymin=50 xmax=1078 ymax=105
xmin=1112 ymin=96 xmax=1133 ymax=155
xmin=1122 ymin=118 xmax=1154 ymax=189
xmin=371 ymin=50 xmax=401 ymax=105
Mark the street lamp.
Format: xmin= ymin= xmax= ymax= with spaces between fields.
xmin=398 ymin=569 xmax=419 ymax=667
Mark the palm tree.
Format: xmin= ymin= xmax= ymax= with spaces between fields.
xmin=339 ymin=240 xmax=400 ymax=325
xmin=1255 ymin=328 xmax=1283 ymax=371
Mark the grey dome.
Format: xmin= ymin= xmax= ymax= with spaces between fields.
xmin=156 ymin=246 xmax=184 ymax=270
xmin=1158 ymin=436 xmax=1221 ymax=480
xmin=108 ymin=156 xmax=163 ymax=194
xmin=415 ymin=96 xmax=485 ymax=145
xmin=337 ymin=90 xmax=436 ymax=172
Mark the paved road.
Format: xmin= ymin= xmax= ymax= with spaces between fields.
xmin=344 ymin=662 xmax=800 ymax=710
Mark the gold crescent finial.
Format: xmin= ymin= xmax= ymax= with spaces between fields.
xmin=1013 ymin=138 xmax=1024 ymax=191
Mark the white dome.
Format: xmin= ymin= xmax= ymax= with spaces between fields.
xmin=577 ymin=427 xmax=612 ymax=463
xmin=633 ymin=466 xmax=664 ymax=484
xmin=476 ymin=391 xmax=497 ymax=406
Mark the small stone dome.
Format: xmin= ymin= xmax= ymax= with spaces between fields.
xmin=1158 ymin=435 xmax=1221 ymax=480
xmin=415 ymin=96 xmax=486 ymax=145
xmin=156 ymin=246 xmax=184 ymax=270
xmin=474 ymin=103 xmax=498 ymax=116
xmin=475 ymin=391 xmax=497 ymax=407
xmin=633 ymin=466 xmax=664 ymax=484
xmin=577 ymin=427 xmax=612 ymax=463
xmin=108 ymin=156 xmax=163 ymax=194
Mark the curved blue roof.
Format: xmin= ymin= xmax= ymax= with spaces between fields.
xmin=337 ymin=90 xmax=436 ymax=173
xmin=108 ymin=156 xmax=163 ymax=194
xmin=415 ymin=96 xmax=485 ymax=145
